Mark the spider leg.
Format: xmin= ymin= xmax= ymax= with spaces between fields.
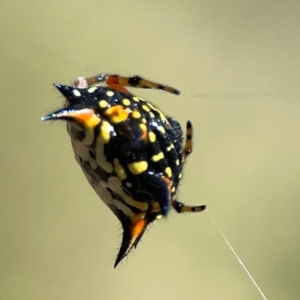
xmin=184 ymin=121 xmax=193 ymax=159
xmin=177 ymin=121 xmax=206 ymax=213
xmin=105 ymin=75 xmax=131 ymax=93
xmin=172 ymin=199 xmax=206 ymax=213
xmin=124 ymin=76 xmax=180 ymax=95
xmin=74 ymin=74 xmax=180 ymax=95
xmin=107 ymin=75 xmax=181 ymax=95
xmin=73 ymin=73 xmax=131 ymax=93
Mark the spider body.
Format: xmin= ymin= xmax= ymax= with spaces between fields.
xmin=42 ymin=74 xmax=206 ymax=267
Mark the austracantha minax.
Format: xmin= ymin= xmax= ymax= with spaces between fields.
xmin=42 ymin=73 xmax=206 ymax=267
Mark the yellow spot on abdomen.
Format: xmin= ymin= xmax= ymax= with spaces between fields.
xmin=99 ymin=100 xmax=108 ymax=108
xmin=132 ymin=110 xmax=141 ymax=119
xmin=147 ymin=103 xmax=168 ymax=122
xmin=166 ymin=144 xmax=174 ymax=152
xmin=151 ymin=152 xmax=164 ymax=162
xmin=158 ymin=126 xmax=166 ymax=134
xmin=142 ymin=105 xmax=150 ymax=112
xmin=165 ymin=167 xmax=172 ymax=178
xmin=88 ymin=87 xmax=97 ymax=93
xmin=95 ymin=121 xmax=113 ymax=173
xmin=99 ymin=121 xmax=112 ymax=143
xmin=73 ymin=89 xmax=81 ymax=97
xmin=106 ymin=91 xmax=114 ymax=97
xmin=133 ymin=96 xmax=140 ymax=102
xmin=149 ymin=131 xmax=156 ymax=143
xmin=128 ymin=161 xmax=148 ymax=175
xmin=138 ymin=123 xmax=148 ymax=141
xmin=122 ymin=98 xmax=131 ymax=106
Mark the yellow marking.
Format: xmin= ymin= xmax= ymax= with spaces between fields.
xmin=146 ymin=103 xmax=156 ymax=111
xmin=95 ymin=121 xmax=114 ymax=173
xmin=99 ymin=121 xmax=111 ymax=143
xmin=106 ymin=91 xmax=114 ymax=97
xmin=178 ymin=173 xmax=182 ymax=179
xmin=126 ymin=182 xmax=132 ymax=188
xmin=146 ymin=103 xmax=168 ymax=123
xmin=149 ymin=112 xmax=155 ymax=118
xmin=128 ymin=161 xmax=148 ymax=175
xmin=149 ymin=131 xmax=156 ymax=143
xmin=99 ymin=100 xmax=108 ymax=108
xmin=166 ymin=144 xmax=174 ymax=152
xmin=138 ymin=123 xmax=148 ymax=141
xmin=158 ymin=126 xmax=166 ymax=134
xmin=133 ymin=96 xmax=140 ymax=102
xmin=132 ymin=110 xmax=141 ymax=119
xmin=139 ymin=123 xmax=147 ymax=132
xmin=151 ymin=152 xmax=164 ymax=162
xmin=88 ymin=87 xmax=97 ymax=93
xmin=142 ymin=104 xmax=150 ymax=112
xmin=104 ymin=105 xmax=129 ymax=123
xmin=122 ymin=98 xmax=131 ymax=106
xmin=156 ymin=215 xmax=162 ymax=220
xmin=113 ymin=158 xmax=127 ymax=180
xmin=175 ymin=159 xmax=179 ymax=165
xmin=165 ymin=167 xmax=172 ymax=178
xmin=73 ymin=89 xmax=81 ymax=97
xmin=171 ymin=187 xmax=176 ymax=193
xmin=142 ymin=118 xmax=147 ymax=123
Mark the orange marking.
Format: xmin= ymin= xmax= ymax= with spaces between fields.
xmin=68 ymin=108 xmax=100 ymax=127
xmin=107 ymin=75 xmax=130 ymax=94
xmin=104 ymin=105 xmax=130 ymax=123
xmin=139 ymin=123 xmax=148 ymax=142
xmin=130 ymin=219 xmax=146 ymax=240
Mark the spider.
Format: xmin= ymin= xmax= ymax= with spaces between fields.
xmin=42 ymin=73 xmax=206 ymax=267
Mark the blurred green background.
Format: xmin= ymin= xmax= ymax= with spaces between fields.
xmin=1 ymin=1 xmax=300 ymax=299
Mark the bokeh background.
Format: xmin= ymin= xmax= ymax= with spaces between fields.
xmin=1 ymin=1 xmax=300 ymax=299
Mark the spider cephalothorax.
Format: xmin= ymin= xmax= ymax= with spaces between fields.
xmin=42 ymin=74 xmax=206 ymax=267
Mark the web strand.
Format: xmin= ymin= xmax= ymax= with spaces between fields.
xmin=206 ymin=210 xmax=268 ymax=300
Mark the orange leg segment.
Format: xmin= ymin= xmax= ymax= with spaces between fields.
xmin=74 ymin=74 xmax=180 ymax=95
